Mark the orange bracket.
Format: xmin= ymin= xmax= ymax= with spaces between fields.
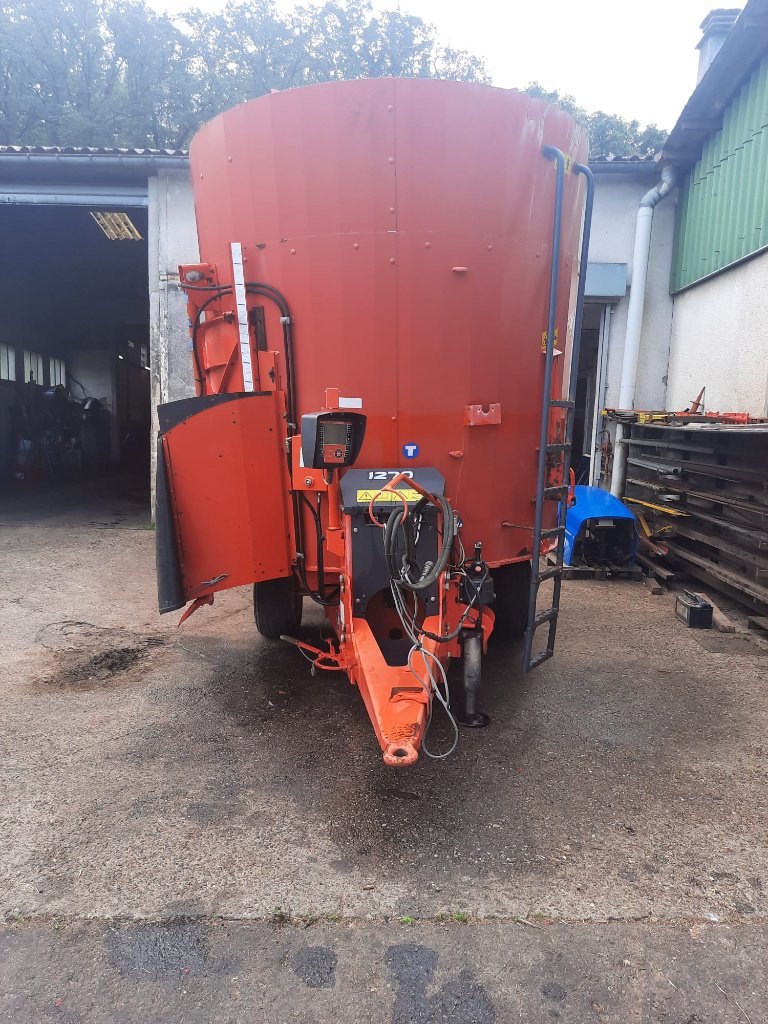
xmin=464 ymin=403 xmax=501 ymax=426
xmin=178 ymin=593 xmax=214 ymax=625
xmin=281 ymin=634 xmax=347 ymax=671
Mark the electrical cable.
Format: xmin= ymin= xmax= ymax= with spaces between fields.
xmin=379 ymin=489 xmax=493 ymax=759
xmin=298 ymin=492 xmax=340 ymax=607
xmin=406 ymin=644 xmax=459 ymax=760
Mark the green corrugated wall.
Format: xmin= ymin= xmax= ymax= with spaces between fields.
xmin=671 ymin=54 xmax=768 ymax=292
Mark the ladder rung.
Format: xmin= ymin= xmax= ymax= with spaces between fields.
xmin=545 ymin=442 xmax=571 ymax=453
xmin=527 ymin=649 xmax=554 ymax=670
xmin=538 ymin=566 xmax=561 ymax=583
xmin=543 ymin=485 xmax=568 ymax=499
xmin=540 ymin=525 xmax=565 ymax=539
xmin=533 ymin=607 xmax=559 ymax=628
xmin=550 ymin=400 xmax=575 ymax=409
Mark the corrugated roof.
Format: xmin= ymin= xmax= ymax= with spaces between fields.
xmin=590 ymin=155 xmax=657 ymax=163
xmin=589 ymin=154 xmax=660 ymax=181
xmin=3 ymin=147 xmax=657 ymax=165
xmin=0 ymin=145 xmax=188 ymax=157
xmin=663 ymin=0 xmax=768 ymax=163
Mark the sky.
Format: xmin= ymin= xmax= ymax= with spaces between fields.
xmin=147 ymin=0 xmax=740 ymax=130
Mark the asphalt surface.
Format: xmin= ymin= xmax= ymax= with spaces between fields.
xmin=1 ymin=480 xmax=767 ymax=1021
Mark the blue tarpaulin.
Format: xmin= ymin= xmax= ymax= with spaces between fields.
xmin=564 ymin=485 xmax=638 ymax=566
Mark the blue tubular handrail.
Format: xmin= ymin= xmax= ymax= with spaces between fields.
xmin=524 ymin=144 xmax=565 ymax=671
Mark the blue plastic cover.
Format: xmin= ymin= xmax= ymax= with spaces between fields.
xmin=563 ymin=485 xmax=637 ymax=566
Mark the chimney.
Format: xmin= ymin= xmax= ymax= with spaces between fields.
xmin=696 ymin=8 xmax=741 ymax=82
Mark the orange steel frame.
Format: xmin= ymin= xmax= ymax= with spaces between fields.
xmin=158 ymin=78 xmax=588 ymax=766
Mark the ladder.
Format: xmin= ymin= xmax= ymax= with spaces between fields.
xmin=523 ymin=147 xmax=594 ymax=672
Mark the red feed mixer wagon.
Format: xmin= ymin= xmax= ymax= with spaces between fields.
xmin=156 ymin=78 xmax=593 ymax=766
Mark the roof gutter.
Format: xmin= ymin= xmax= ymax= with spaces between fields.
xmin=0 ymin=153 xmax=188 ymax=172
xmin=610 ymin=165 xmax=677 ymax=498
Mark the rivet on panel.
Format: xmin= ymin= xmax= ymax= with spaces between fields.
xmin=487 ymin=244 xmax=494 ymax=251
xmin=290 ymin=248 xmax=296 ymax=255
xmin=387 ymin=104 xmax=394 ymax=111
xmin=353 ymin=242 xmax=360 ymax=249
xmin=389 ymin=257 xmax=396 ymax=264
xmin=388 ymin=156 xmax=395 ymax=163
xmin=228 ymin=156 xmax=233 ymax=162
xmin=389 ymin=207 xmax=395 ymax=214
xmin=424 ymin=241 xmax=431 ymax=248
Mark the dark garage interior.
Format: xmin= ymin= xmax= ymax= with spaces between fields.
xmin=0 ymin=203 xmax=151 ymax=522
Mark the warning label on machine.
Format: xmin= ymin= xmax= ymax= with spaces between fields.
xmin=356 ymin=489 xmax=421 ymax=503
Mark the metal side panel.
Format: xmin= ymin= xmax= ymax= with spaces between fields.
xmin=157 ymin=392 xmax=292 ymax=611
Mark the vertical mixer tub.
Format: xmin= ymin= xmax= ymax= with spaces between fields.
xmin=155 ymin=78 xmax=592 ymax=766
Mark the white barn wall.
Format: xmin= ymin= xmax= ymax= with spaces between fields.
xmin=666 ymin=251 xmax=768 ymax=417
xmin=588 ymin=174 xmax=677 ymax=413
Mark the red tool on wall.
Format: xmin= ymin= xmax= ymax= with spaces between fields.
xmin=156 ymin=78 xmax=593 ymax=766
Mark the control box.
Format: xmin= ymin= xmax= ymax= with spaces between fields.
xmin=301 ymin=411 xmax=366 ymax=470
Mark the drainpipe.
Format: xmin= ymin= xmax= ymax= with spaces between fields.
xmin=610 ymin=166 xmax=676 ymax=497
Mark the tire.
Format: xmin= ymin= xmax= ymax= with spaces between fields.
xmin=490 ymin=561 xmax=531 ymax=639
xmin=253 ymin=576 xmax=303 ymax=640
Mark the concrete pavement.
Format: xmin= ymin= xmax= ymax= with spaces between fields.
xmin=1 ymin=484 xmax=767 ymax=1021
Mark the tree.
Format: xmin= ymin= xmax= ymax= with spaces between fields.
xmin=525 ymin=82 xmax=667 ymax=159
xmin=0 ymin=2 xmax=667 ymax=156
xmin=0 ymin=0 xmax=488 ymax=148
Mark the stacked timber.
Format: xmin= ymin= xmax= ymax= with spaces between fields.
xmin=623 ymin=423 xmax=768 ymax=615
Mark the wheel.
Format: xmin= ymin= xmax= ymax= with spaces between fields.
xmin=253 ymin=576 xmax=303 ymax=640
xmin=490 ymin=561 xmax=531 ymax=639
xmin=458 ymin=631 xmax=489 ymax=728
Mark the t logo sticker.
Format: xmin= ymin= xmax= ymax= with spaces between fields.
xmin=402 ymin=443 xmax=419 ymax=460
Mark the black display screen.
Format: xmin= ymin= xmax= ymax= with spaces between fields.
xmin=320 ymin=421 xmax=349 ymax=446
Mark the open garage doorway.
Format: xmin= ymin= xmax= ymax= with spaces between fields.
xmin=571 ymin=302 xmax=611 ymax=487
xmin=0 ymin=203 xmax=151 ymax=526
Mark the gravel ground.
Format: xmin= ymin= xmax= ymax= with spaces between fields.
xmin=1 ymin=484 xmax=767 ymax=1021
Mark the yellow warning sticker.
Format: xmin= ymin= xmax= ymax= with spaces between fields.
xmin=541 ymin=327 xmax=559 ymax=352
xmin=357 ymin=489 xmax=422 ymax=503
xmin=563 ymin=153 xmax=573 ymax=174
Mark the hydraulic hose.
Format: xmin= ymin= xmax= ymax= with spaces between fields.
xmin=383 ymin=496 xmax=455 ymax=592
xmin=186 ymin=279 xmax=310 ymax=602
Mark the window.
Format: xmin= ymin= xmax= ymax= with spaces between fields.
xmin=0 ymin=343 xmax=14 ymax=381
xmin=50 ymin=356 xmax=66 ymax=387
xmin=23 ymin=350 xmax=45 ymax=385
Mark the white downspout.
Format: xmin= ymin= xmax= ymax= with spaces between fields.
xmin=611 ymin=165 xmax=677 ymax=497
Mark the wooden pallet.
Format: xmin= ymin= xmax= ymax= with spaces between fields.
xmin=625 ymin=424 xmax=768 ymax=616
xmin=548 ymin=553 xmax=643 ymax=581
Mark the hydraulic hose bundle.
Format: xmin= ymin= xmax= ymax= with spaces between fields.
xmin=377 ymin=490 xmax=490 ymax=759
xmin=383 ymin=495 xmax=454 ymax=592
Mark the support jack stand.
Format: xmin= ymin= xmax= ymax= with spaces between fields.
xmin=458 ymin=631 xmax=490 ymax=728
